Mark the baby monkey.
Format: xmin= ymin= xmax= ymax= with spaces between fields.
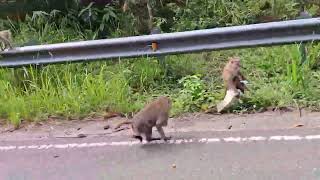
xmin=0 ymin=30 xmax=13 ymax=51
xmin=222 ymin=57 xmax=247 ymax=97
xmin=114 ymin=96 xmax=172 ymax=142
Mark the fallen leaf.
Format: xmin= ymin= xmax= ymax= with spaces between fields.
xmin=293 ymin=124 xmax=304 ymax=128
xmin=103 ymin=124 xmax=110 ymax=130
xmin=77 ymin=134 xmax=87 ymax=138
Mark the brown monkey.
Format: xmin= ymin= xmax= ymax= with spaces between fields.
xmin=0 ymin=30 xmax=13 ymax=51
xmin=122 ymin=0 xmax=129 ymax=12
xmin=222 ymin=57 xmax=247 ymax=97
xmin=114 ymin=96 xmax=172 ymax=142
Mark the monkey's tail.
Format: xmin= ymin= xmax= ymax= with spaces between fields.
xmin=114 ymin=120 xmax=132 ymax=129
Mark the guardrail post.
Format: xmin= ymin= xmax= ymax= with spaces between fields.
xmin=150 ymin=27 xmax=167 ymax=75
xmin=298 ymin=7 xmax=312 ymax=65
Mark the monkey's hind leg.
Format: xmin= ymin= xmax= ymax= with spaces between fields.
xmin=143 ymin=128 xmax=163 ymax=142
xmin=133 ymin=135 xmax=143 ymax=142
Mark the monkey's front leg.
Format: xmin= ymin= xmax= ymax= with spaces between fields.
xmin=156 ymin=125 xmax=171 ymax=141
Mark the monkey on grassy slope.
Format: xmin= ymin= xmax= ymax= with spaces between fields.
xmin=222 ymin=57 xmax=247 ymax=97
xmin=0 ymin=30 xmax=13 ymax=51
xmin=114 ymin=96 xmax=172 ymax=142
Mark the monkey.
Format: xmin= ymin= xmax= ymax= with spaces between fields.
xmin=80 ymin=0 xmax=112 ymax=6
xmin=114 ymin=96 xmax=172 ymax=142
xmin=122 ymin=0 xmax=129 ymax=12
xmin=215 ymin=57 xmax=248 ymax=113
xmin=0 ymin=30 xmax=13 ymax=51
xmin=222 ymin=57 xmax=247 ymax=97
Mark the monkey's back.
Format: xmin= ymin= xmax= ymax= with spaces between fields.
xmin=132 ymin=96 xmax=171 ymax=130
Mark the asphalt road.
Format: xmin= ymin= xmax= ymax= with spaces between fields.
xmin=1 ymin=128 xmax=320 ymax=180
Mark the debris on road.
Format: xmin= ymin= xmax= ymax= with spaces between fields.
xmin=103 ymin=112 xmax=125 ymax=120
xmin=54 ymin=133 xmax=87 ymax=138
xmin=103 ymin=125 xmax=110 ymax=130
xmin=112 ymin=127 xmax=130 ymax=133
xmin=77 ymin=133 xmax=87 ymax=138
xmin=293 ymin=124 xmax=304 ymax=128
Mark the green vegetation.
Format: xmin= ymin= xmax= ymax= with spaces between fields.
xmin=0 ymin=0 xmax=320 ymax=126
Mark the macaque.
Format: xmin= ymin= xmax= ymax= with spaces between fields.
xmin=0 ymin=30 xmax=13 ymax=51
xmin=80 ymin=0 xmax=112 ymax=6
xmin=222 ymin=57 xmax=247 ymax=97
xmin=114 ymin=96 xmax=172 ymax=142
xmin=122 ymin=0 xmax=129 ymax=12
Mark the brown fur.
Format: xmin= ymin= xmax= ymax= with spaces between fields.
xmin=222 ymin=57 xmax=247 ymax=96
xmin=0 ymin=30 xmax=13 ymax=51
xmin=114 ymin=96 xmax=172 ymax=142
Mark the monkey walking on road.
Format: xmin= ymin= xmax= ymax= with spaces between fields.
xmin=54 ymin=97 xmax=171 ymax=140
xmin=114 ymin=96 xmax=172 ymax=142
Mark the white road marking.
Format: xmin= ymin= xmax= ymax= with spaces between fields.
xmin=306 ymin=135 xmax=320 ymax=140
xmin=223 ymin=137 xmax=242 ymax=142
xmin=1 ymin=134 xmax=320 ymax=152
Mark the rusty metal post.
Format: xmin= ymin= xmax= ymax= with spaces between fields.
xmin=298 ymin=1 xmax=312 ymax=65
xmin=150 ymin=27 xmax=167 ymax=75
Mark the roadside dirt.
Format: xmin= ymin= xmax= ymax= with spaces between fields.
xmin=0 ymin=108 xmax=319 ymax=142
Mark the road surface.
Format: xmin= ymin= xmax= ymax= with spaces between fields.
xmin=1 ymin=128 xmax=320 ymax=180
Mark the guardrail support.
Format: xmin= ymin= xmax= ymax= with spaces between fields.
xmin=150 ymin=27 xmax=167 ymax=73
xmin=298 ymin=10 xmax=313 ymax=65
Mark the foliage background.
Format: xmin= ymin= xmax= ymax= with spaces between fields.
xmin=0 ymin=0 xmax=320 ymax=126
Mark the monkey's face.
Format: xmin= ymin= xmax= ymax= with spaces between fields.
xmin=230 ymin=59 xmax=241 ymax=70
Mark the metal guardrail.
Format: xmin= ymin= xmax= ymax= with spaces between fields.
xmin=1 ymin=18 xmax=320 ymax=67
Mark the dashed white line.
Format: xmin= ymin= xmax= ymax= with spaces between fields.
xmin=1 ymin=134 xmax=320 ymax=152
xmin=248 ymin=136 xmax=267 ymax=141
xmin=207 ymin=138 xmax=220 ymax=143
xmin=223 ymin=137 xmax=242 ymax=142
xmin=306 ymin=135 xmax=320 ymax=140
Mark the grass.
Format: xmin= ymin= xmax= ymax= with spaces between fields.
xmin=1 ymin=42 xmax=320 ymax=126
xmin=1 ymin=1 xmax=320 ymax=126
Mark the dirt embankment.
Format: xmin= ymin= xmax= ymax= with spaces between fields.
xmin=0 ymin=109 xmax=319 ymax=142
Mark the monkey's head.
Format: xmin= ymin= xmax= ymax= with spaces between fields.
xmin=161 ymin=96 xmax=172 ymax=110
xmin=228 ymin=57 xmax=241 ymax=69
xmin=166 ymin=96 xmax=172 ymax=109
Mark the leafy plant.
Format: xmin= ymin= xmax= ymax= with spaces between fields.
xmin=173 ymin=74 xmax=214 ymax=114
